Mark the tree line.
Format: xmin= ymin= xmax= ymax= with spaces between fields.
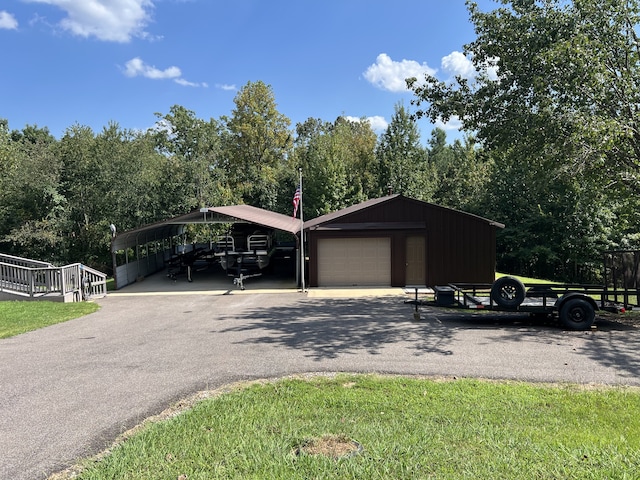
xmin=1 ymin=89 xmax=478 ymax=274
xmin=2 ymin=0 xmax=640 ymax=282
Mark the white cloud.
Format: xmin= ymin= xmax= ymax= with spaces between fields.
xmin=123 ymin=57 xmax=180 ymax=79
xmin=216 ymin=83 xmax=237 ymax=91
xmin=344 ymin=115 xmax=388 ymax=133
xmin=123 ymin=57 xmax=206 ymax=87
xmin=484 ymin=61 xmax=500 ymax=81
xmin=442 ymin=51 xmax=500 ymax=81
xmin=435 ymin=115 xmax=463 ymax=132
xmin=0 ymin=11 xmax=18 ymax=30
xmin=24 ymin=0 xmax=154 ymax=42
xmin=441 ymin=51 xmax=476 ymax=79
xmin=175 ymin=78 xmax=208 ymax=88
xmin=364 ymin=53 xmax=436 ymax=92
xmin=365 ymin=115 xmax=388 ymax=132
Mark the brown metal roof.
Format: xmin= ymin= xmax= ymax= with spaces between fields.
xmin=303 ymin=195 xmax=398 ymax=230
xmin=112 ymin=205 xmax=301 ymax=252
xmin=303 ymin=194 xmax=505 ymax=230
xmin=206 ymin=205 xmax=301 ymax=234
xmin=110 ymin=213 xmax=196 ymax=252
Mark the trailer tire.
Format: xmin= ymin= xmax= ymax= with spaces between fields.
xmin=559 ymin=298 xmax=595 ymax=330
xmin=491 ymin=276 xmax=526 ymax=309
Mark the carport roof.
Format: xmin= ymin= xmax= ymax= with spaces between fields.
xmin=206 ymin=205 xmax=301 ymax=234
xmin=111 ymin=205 xmax=301 ymax=252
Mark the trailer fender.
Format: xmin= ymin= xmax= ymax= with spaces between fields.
xmin=555 ymin=293 xmax=598 ymax=330
xmin=555 ymin=292 xmax=598 ymax=312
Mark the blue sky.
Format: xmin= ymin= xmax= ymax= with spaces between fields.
xmin=1 ymin=0 xmax=496 ymax=141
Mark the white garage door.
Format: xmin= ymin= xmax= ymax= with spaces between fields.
xmin=317 ymin=237 xmax=391 ymax=286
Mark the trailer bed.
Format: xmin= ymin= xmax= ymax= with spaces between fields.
xmin=405 ymin=278 xmax=628 ymax=330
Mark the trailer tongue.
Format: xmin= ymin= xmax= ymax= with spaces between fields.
xmin=407 ymin=276 xmax=627 ymax=330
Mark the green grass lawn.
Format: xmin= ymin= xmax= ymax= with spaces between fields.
xmin=496 ymin=272 xmax=560 ymax=284
xmin=73 ymin=375 xmax=640 ymax=480
xmin=0 ymin=301 xmax=100 ymax=339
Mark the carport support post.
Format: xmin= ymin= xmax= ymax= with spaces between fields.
xmin=296 ymin=232 xmax=305 ymax=291
xmin=111 ymin=235 xmax=118 ymax=290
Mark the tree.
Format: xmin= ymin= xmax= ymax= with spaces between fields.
xmin=409 ymin=0 xmax=640 ymax=193
xmin=479 ymin=151 xmax=617 ymax=281
xmin=375 ymin=103 xmax=432 ymax=200
xmin=0 ymin=120 xmax=17 ymax=241
xmin=408 ymin=0 xmax=640 ymax=279
xmin=333 ymin=116 xmax=379 ymax=201
xmin=56 ymin=124 xmax=105 ymax=264
xmin=153 ymin=105 xmax=228 ymax=213
xmin=0 ymin=124 xmax=64 ymax=262
xmin=223 ymin=81 xmax=292 ymax=210
xmin=429 ymin=129 xmax=490 ymax=211
xmin=293 ymin=116 xmax=378 ymax=218
xmin=292 ymin=118 xmax=348 ymax=217
xmin=93 ymin=124 xmax=167 ymax=229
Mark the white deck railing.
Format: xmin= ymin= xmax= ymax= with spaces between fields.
xmin=0 ymin=254 xmax=107 ymax=301
xmin=0 ymin=253 xmax=54 ymax=269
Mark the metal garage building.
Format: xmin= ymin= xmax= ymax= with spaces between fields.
xmin=304 ymin=195 xmax=504 ymax=288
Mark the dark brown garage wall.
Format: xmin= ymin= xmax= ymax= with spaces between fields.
xmin=305 ymin=195 xmax=504 ymax=288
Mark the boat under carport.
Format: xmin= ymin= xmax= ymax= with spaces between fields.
xmin=111 ymin=205 xmax=302 ymax=290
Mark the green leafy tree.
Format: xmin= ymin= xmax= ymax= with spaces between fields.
xmin=93 ymin=125 xmax=167 ymax=229
xmin=375 ymin=103 xmax=432 ymax=199
xmin=153 ymin=105 xmax=229 ymax=212
xmin=223 ymin=81 xmax=292 ymax=210
xmin=429 ymin=129 xmax=490 ymax=211
xmin=410 ymin=0 xmax=640 ymax=193
xmin=293 ymin=116 xmax=377 ymax=218
xmin=0 ymin=119 xmax=17 ymax=244
xmin=409 ymin=0 xmax=640 ymax=279
xmin=56 ymin=124 xmax=109 ymax=267
xmin=0 ymin=124 xmax=65 ymax=262
xmin=292 ymin=118 xmax=347 ymax=217
xmin=427 ymin=128 xmax=456 ymax=206
xmin=339 ymin=116 xmax=379 ymax=200
xmin=480 ymin=151 xmax=617 ymax=281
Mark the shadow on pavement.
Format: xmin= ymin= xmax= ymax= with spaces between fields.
xmin=218 ymin=296 xmax=456 ymax=360
xmin=218 ymin=297 xmax=640 ymax=380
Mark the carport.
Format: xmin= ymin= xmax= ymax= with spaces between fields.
xmin=111 ymin=205 xmax=301 ymax=289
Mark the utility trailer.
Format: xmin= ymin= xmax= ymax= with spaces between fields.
xmin=407 ymin=276 xmax=628 ymax=330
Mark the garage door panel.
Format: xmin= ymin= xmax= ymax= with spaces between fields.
xmin=317 ymin=238 xmax=390 ymax=286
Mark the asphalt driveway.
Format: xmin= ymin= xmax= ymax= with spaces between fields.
xmin=1 ymin=290 xmax=639 ymax=480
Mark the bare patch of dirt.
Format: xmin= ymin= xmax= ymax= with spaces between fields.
xmin=294 ymin=434 xmax=362 ymax=459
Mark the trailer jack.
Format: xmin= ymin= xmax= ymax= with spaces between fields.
xmin=233 ymin=272 xmax=262 ymax=290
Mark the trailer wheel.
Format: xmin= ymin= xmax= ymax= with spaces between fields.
xmin=491 ymin=276 xmax=526 ymax=309
xmin=559 ymin=298 xmax=595 ymax=330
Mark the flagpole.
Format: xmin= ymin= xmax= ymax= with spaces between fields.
xmin=299 ymin=168 xmax=305 ymax=292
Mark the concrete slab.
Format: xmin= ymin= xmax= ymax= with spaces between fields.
xmin=112 ymin=264 xmax=297 ymax=295
xmin=307 ymin=287 xmax=405 ymax=298
xmin=111 ymin=265 xmax=412 ymax=299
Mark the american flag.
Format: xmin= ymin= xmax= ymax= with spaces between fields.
xmin=292 ymin=186 xmax=301 ymax=218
